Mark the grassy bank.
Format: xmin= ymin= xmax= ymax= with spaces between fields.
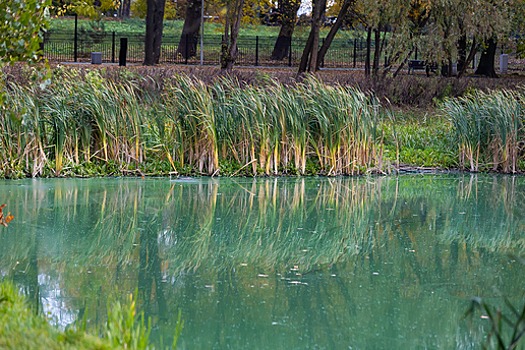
xmin=0 ymin=280 xmax=182 ymax=349
xmin=1 ymin=65 xmax=524 ymax=178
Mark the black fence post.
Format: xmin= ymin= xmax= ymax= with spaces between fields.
xmin=288 ymin=40 xmax=292 ymax=67
xmin=321 ymin=38 xmax=325 ymax=68
xmin=185 ymin=34 xmax=189 ymax=64
xmin=74 ymin=14 xmax=78 ymax=62
xmin=255 ymin=36 xmax=259 ymax=66
xmin=353 ymin=38 xmax=357 ymax=68
xmin=415 ymin=46 xmax=418 ymax=60
xmin=119 ymin=38 xmax=128 ymax=66
xmin=111 ymin=32 xmax=116 ymax=63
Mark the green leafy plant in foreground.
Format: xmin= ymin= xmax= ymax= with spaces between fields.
xmin=465 ymin=257 xmax=525 ymax=349
xmin=0 ymin=280 xmax=183 ymax=349
xmin=466 ymin=296 xmax=525 ymax=350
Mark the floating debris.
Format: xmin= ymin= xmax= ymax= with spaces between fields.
xmin=289 ymin=281 xmax=308 ymax=286
xmin=258 ymin=274 xmax=268 ymax=278
xmin=0 ymin=204 xmax=14 ymax=227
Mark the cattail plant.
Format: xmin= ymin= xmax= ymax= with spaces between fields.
xmin=1 ymin=68 xmax=385 ymax=177
xmin=443 ymin=89 xmax=524 ymax=173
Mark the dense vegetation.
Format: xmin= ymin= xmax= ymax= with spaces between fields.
xmin=0 ymin=280 xmax=182 ymax=349
xmin=2 ymin=65 xmax=525 ymax=179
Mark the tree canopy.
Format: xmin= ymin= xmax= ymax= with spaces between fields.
xmin=0 ymin=0 xmax=51 ymax=65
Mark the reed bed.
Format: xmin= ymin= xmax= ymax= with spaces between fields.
xmin=4 ymin=67 xmax=525 ymax=177
xmin=442 ymin=89 xmax=525 ymax=173
xmin=0 ymin=68 xmax=383 ymax=177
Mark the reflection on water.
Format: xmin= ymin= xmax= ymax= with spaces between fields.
xmin=1 ymin=175 xmax=524 ymax=349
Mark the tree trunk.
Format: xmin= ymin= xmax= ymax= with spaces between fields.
xmin=220 ymin=0 xmax=244 ymax=70
xmin=364 ymin=27 xmax=371 ymax=76
xmin=297 ymin=0 xmax=326 ymax=73
xmin=315 ymin=0 xmax=355 ymax=70
xmin=271 ymin=0 xmax=301 ymax=60
xmin=308 ymin=1 xmax=322 ymax=71
xmin=372 ymin=28 xmax=381 ymax=75
xmin=176 ymin=0 xmax=202 ymax=59
xmin=144 ymin=0 xmax=166 ymax=65
xmin=119 ymin=0 xmax=131 ymax=18
xmin=457 ymin=34 xmax=467 ymax=72
xmin=475 ymin=37 xmax=498 ymax=77
xmin=393 ymin=48 xmax=414 ymax=77
xmin=458 ymin=37 xmax=477 ymax=78
xmin=298 ymin=29 xmax=314 ymax=73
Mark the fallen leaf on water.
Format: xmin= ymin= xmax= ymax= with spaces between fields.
xmin=0 ymin=204 xmax=14 ymax=227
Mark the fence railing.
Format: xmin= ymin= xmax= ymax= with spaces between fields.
xmin=42 ymin=30 xmax=524 ymax=73
xmin=42 ymin=30 xmax=370 ymax=68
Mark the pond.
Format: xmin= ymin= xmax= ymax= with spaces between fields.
xmin=1 ymin=175 xmax=524 ymax=349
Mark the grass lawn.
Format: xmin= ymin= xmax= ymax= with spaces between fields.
xmin=48 ymin=16 xmax=360 ymax=40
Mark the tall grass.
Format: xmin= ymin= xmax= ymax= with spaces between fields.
xmin=442 ymin=89 xmax=525 ymax=173
xmin=0 ymin=68 xmax=384 ymax=177
xmin=4 ymin=67 xmax=525 ymax=177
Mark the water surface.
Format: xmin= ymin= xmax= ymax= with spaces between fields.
xmin=1 ymin=175 xmax=524 ymax=349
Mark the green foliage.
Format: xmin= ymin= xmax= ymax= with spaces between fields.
xmin=0 ymin=280 xmax=183 ymax=349
xmin=0 ymin=280 xmax=109 ymax=349
xmin=131 ymin=0 xmax=179 ymax=19
xmin=1 ymin=68 xmax=385 ymax=177
xmin=466 ymin=294 xmax=525 ymax=349
xmin=2 ymin=67 xmax=525 ymax=178
xmin=104 ymin=293 xmax=152 ymax=349
xmin=381 ymin=111 xmax=457 ymax=168
xmin=51 ymin=0 xmax=120 ymax=18
xmin=442 ymin=89 xmax=525 ymax=172
xmin=0 ymin=0 xmax=51 ymax=65
xmin=130 ymin=0 xmax=147 ymax=19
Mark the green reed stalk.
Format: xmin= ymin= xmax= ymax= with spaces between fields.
xmin=164 ymin=76 xmax=219 ymax=175
xmin=443 ymin=89 xmax=524 ymax=173
xmin=1 ymin=69 xmax=385 ymax=177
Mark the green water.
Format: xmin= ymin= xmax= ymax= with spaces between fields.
xmin=1 ymin=175 xmax=524 ymax=349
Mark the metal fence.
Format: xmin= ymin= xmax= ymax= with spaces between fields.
xmin=42 ymin=30 xmax=524 ymax=73
xmin=42 ymin=30 xmax=370 ymax=68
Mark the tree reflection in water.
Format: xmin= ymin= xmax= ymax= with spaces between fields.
xmin=0 ymin=175 xmax=524 ymax=349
